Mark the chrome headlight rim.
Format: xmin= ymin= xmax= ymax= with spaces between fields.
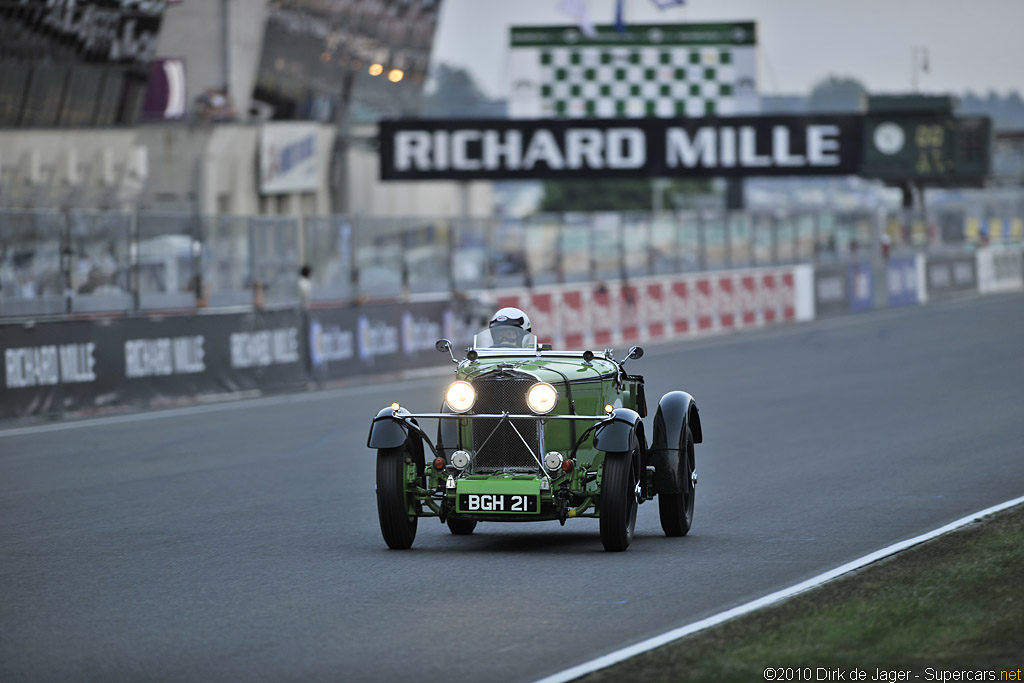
xmin=445 ymin=380 xmax=476 ymax=413
xmin=526 ymin=382 xmax=559 ymax=415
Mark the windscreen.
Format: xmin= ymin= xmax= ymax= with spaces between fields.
xmin=472 ymin=329 xmax=538 ymax=351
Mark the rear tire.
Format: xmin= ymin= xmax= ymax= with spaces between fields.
xmin=376 ymin=444 xmax=418 ymax=549
xmin=599 ymin=441 xmax=640 ymax=552
xmin=446 ymin=517 xmax=478 ymax=535
xmin=658 ymin=428 xmax=695 ymax=537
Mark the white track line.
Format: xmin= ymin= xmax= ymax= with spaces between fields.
xmin=534 ymin=494 xmax=1024 ymax=683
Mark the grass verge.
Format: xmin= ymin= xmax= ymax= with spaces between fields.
xmin=580 ymin=504 xmax=1024 ymax=682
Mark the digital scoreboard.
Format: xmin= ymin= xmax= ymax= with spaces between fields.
xmin=861 ymin=115 xmax=991 ymax=185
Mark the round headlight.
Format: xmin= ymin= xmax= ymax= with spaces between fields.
xmin=451 ymin=450 xmax=471 ymax=470
xmin=445 ymin=381 xmax=476 ymax=413
xmin=526 ymin=382 xmax=558 ymax=414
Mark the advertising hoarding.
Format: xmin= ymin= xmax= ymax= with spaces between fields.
xmin=1 ymin=309 xmax=307 ymax=420
xmin=379 ymin=115 xmax=864 ymax=181
xmin=260 ymin=123 xmax=320 ymax=194
xmin=886 ymin=256 xmax=922 ymax=307
xmin=848 ymin=261 xmax=874 ymax=312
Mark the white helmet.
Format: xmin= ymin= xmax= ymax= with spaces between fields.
xmin=488 ymin=307 xmax=531 ymax=347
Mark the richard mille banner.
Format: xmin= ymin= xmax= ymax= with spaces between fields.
xmin=378 ymin=115 xmax=864 ymax=180
xmin=0 ymin=310 xmax=308 ymax=420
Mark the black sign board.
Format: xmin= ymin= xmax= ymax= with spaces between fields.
xmin=0 ymin=299 xmax=485 ymax=420
xmin=1 ymin=310 xmax=308 ymax=420
xmin=379 ymin=115 xmax=864 ymax=181
xmin=813 ymin=264 xmax=850 ymax=317
xmin=925 ymin=254 xmax=977 ymax=297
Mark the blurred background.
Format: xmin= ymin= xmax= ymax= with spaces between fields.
xmin=0 ymin=0 xmax=1021 ymax=315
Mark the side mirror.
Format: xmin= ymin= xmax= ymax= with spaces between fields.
xmin=435 ymin=339 xmax=457 ymax=364
xmin=619 ymin=346 xmax=644 ymax=372
xmin=582 ymin=350 xmax=595 ymax=364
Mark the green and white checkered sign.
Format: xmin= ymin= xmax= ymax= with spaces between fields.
xmin=508 ymin=23 xmax=759 ymax=119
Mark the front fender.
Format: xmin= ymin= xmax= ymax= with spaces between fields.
xmin=594 ymin=408 xmax=650 ymax=498
xmin=650 ymin=391 xmax=701 ymax=495
xmin=593 ymin=408 xmax=642 ymax=454
xmin=367 ymin=406 xmax=414 ymax=449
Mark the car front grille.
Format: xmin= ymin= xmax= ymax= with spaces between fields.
xmin=471 ymin=374 xmax=540 ymax=472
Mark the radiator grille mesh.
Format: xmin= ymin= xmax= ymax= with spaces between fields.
xmin=471 ymin=375 xmax=540 ymax=472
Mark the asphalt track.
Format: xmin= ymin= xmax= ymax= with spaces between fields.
xmin=2 ymin=292 xmax=1023 ymax=683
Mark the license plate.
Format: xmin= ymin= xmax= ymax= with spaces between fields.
xmin=457 ymin=493 xmax=539 ymax=514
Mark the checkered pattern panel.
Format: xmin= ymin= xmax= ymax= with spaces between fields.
xmin=537 ymin=46 xmax=739 ymax=118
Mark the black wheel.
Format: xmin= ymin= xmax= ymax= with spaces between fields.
xmin=658 ymin=427 xmax=695 ymax=537
xmin=599 ymin=440 xmax=640 ymax=552
xmin=376 ymin=444 xmax=418 ymax=549
xmin=446 ymin=517 xmax=478 ymax=535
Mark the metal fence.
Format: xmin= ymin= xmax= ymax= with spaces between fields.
xmin=2 ymin=206 xmax=1022 ymax=318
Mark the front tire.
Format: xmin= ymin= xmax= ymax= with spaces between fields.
xmin=446 ymin=517 xmax=478 ymax=535
xmin=599 ymin=443 xmax=640 ymax=552
xmin=658 ymin=428 xmax=695 ymax=537
xmin=376 ymin=444 xmax=418 ymax=549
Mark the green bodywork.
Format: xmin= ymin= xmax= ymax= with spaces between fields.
xmin=410 ymin=352 xmax=648 ymax=523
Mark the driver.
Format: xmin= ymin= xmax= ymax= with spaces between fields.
xmin=489 ymin=307 xmax=532 ymax=347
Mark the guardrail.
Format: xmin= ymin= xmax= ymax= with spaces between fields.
xmin=3 ymin=207 xmax=1021 ymax=319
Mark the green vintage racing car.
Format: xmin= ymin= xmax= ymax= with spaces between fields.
xmin=367 ymin=308 xmax=702 ymax=552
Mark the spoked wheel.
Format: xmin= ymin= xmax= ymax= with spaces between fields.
xmin=599 ymin=440 xmax=640 ymax=552
xmin=376 ymin=442 xmax=420 ymax=549
xmin=658 ymin=427 xmax=695 ymax=537
xmin=446 ymin=517 xmax=478 ymax=535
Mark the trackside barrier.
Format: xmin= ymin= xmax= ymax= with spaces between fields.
xmin=4 ymin=249 xmax=1022 ymax=421
xmin=812 ymin=264 xmax=849 ymax=317
xmin=0 ymin=265 xmax=813 ymax=420
xmin=0 ymin=300 xmax=490 ymax=420
xmin=305 ymin=299 xmax=479 ymax=384
xmin=885 ymin=255 xmax=924 ymax=307
xmin=1 ymin=309 xmax=308 ymax=420
xmin=812 ymin=260 xmax=881 ymax=316
xmin=924 ymin=254 xmax=978 ymax=299
xmin=811 ymin=249 xmax=1007 ymax=315
xmin=486 ymin=265 xmax=815 ymax=349
xmin=976 ymin=245 xmax=1024 ymax=293
xmin=848 ymin=260 xmax=875 ymax=312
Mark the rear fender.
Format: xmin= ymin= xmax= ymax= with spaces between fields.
xmin=650 ymin=391 xmax=701 ymax=495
